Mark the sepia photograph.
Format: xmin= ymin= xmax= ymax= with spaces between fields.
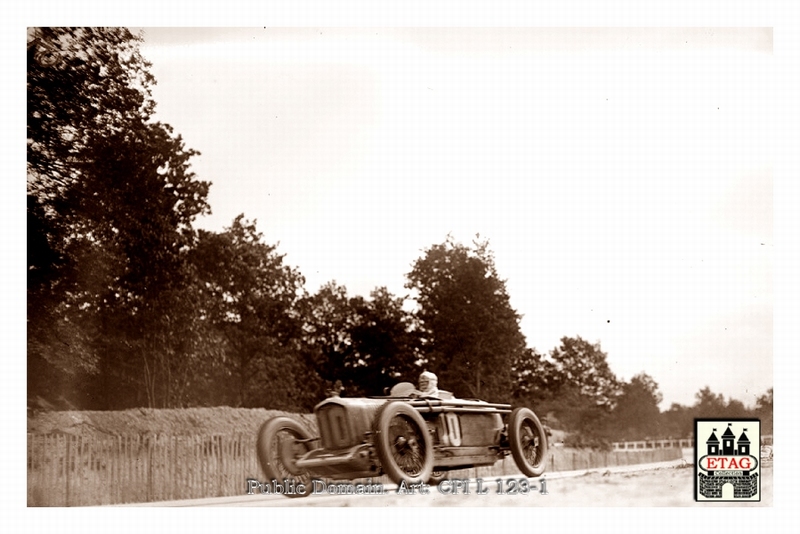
xmin=11 ymin=1 xmax=798 ymax=532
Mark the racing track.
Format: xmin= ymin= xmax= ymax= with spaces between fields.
xmin=131 ymin=450 xmax=772 ymax=507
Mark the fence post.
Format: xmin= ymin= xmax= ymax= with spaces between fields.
xmin=115 ymin=434 xmax=121 ymax=504
xmin=171 ymin=435 xmax=177 ymax=501
xmin=65 ymin=435 xmax=71 ymax=506
xmin=148 ymin=435 xmax=154 ymax=502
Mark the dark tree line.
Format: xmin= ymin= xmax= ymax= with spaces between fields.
xmin=513 ymin=339 xmax=773 ymax=447
xmin=27 ymin=28 xmax=772 ymax=447
xmin=28 ymin=28 xmax=210 ymax=409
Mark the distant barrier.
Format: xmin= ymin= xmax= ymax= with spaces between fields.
xmin=545 ymin=446 xmax=680 ymax=472
xmin=28 ymin=432 xmax=682 ymax=506
xmin=612 ymin=439 xmax=693 ymax=451
xmin=612 ymin=435 xmax=773 ymax=451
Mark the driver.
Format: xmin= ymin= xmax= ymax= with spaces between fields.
xmin=388 ymin=371 xmax=453 ymax=398
xmin=418 ymin=371 xmax=439 ymax=397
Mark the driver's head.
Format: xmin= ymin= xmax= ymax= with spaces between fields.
xmin=419 ymin=371 xmax=437 ymax=392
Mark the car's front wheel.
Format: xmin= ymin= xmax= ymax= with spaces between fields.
xmin=508 ymin=407 xmax=549 ymax=477
xmin=373 ymin=402 xmax=434 ymax=485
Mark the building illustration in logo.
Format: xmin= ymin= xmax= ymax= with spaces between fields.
xmin=696 ymin=422 xmax=759 ymax=500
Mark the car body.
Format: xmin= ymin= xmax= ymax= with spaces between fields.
xmin=256 ymin=382 xmax=548 ymax=497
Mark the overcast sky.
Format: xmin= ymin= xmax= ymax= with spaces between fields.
xmin=134 ymin=28 xmax=773 ymax=409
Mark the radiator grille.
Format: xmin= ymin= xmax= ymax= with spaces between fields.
xmin=318 ymin=404 xmax=353 ymax=450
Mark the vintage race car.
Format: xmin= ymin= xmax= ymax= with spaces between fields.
xmin=255 ymin=382 xmax=548 ymax=497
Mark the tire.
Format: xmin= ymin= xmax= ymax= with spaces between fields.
xmin=508 ymin=407 xmax=549 ymax=477
xmin=373 ymin=402 xmax=434 ymax=485
xmin=256 ymin=417 xmax=316 ymax=498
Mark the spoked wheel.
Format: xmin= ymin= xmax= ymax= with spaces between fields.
xmin=508 ymin=407 xmax=549 ymax=477
xmin=256 ymin=417 xmax=316 ymax=498
xmin=373 ymin=402 xmax=434 ymax=485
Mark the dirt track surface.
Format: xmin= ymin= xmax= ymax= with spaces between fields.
xmin=144 ymin=459 xmax=771 ymax=507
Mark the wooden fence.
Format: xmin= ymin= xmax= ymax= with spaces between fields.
xmin=28 ymin=433 xmax=261 ymax=506
xmin=546 ymin=446 xmax=680 ymax=472
xmin=28 ymin=433 xmax=682 ymax=506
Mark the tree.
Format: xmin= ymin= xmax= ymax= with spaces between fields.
xmin=343 ymin=287 xmax=421 ymax=396
xmin=27 ymin=28 xmax=210 ymax=408
xmin=406 ymin=236 xmax=526 ymax=401
xmin=660 ymin=387 xmax=773 ymax=440
xmin=301 ymin=282 xmax=358 ymax=392
xmin=610 ymin=373 xmax=663 ymax=441
xmin=755 ymin=388 xmax=773 ymax=435
xmin=661 ymin=403 xmax=694 ymax=439
xmin=723 ymin=398 xmax=749 ymax=419
xmin=548 ymin=336 xmax=620 ymax=408
xmin=301 ymin=284 xmax=419 ymax=397
xmin=191 ymin=216 xmax=311 ymax=409
xmin=28 ymin=28 xmax=157 ymax=188
xmin=512 ymin=347 xmax=557 ymax=404
xmin=692 ymin=386 xmax=727 ymax=419
xmin=516 ymin=337 xmax=620 ymax=444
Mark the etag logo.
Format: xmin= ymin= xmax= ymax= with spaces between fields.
xmin=695 ymin=419 xmax=761 ymax=501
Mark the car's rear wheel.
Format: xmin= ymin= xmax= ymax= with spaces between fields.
xmin=256 ymin=417 xmax=316 ymax=498
xmin=373 ymin=402 xmax=434 ymax=485
xmin=508 ymin=407 xmax=548 ymax=477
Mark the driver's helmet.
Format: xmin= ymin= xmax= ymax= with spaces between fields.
xmin=419 ymin=371 xmax=438 ymax=394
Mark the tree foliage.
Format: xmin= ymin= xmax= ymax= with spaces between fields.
xmin=26 ymin=30 xmax=774 ymax=423
xmin=301 ymin=282 xmax=357 ymax=389
xmin=660 ymin=402 xmax=694 ymax=439
xmin=512 ymin=347 xmax=556 ymax=404
xmin=693 ymin=386 xmax=728 ymax=419
xmin=191 ymin=216 xmax=311 ymax=409
xmin=301 ymin=283 xmax=419 ymax=397
xmin=345 ymin=288 xmax=421 ymax=395
xmin=548 ymin=336 xmax=620 ymax=408
xmin=609 ymin=372 xmax=663 ymax=441
xmin=514 ymin=337 xmax=619 ymax=446
xmin=755 ymin=388 xmax=773 ymax=434
xmin=27 ymin=28 xmax=210 ymax=408
xmin=406 ymin=236 xmax=526 ymax=401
